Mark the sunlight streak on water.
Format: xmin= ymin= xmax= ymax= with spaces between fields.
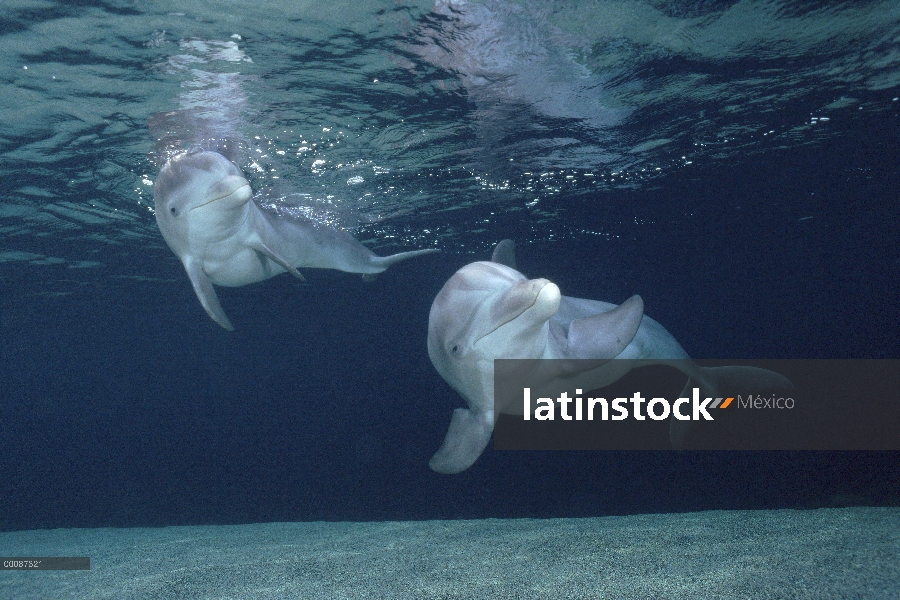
xmin=0 ymin=0 xmax=898 ymax=282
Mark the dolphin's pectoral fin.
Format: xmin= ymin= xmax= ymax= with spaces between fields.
xmin=491 ymin=239 xmax=517 ymax=270
xmin=250 ymin=240 xmax=307 ymax=282
xmin=429 ymin=408 xmax=494 ymax=474
xmin=566 ymin=295 xmax=644 ymax=359
xmin=184 ymin=259 xmax=235 ymax=331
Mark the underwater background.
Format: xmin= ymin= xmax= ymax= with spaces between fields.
xmin=1 ymin=0 xmax=899 ymax=534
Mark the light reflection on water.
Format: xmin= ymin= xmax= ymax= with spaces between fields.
xmin=0 ymin=0 xmax=898 ymax=282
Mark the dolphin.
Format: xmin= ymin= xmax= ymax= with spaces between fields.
xmin=427 ymin=239 xmax=792 ymax=474
xmin=154 ymin=149 xmax=438 ymax=330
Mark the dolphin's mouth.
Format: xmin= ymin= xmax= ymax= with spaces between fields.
xmin=191 ymin=182 xmax=252 ymax=211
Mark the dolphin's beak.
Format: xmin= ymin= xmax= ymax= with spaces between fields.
xmin=479 ymin=278 xmax=560 ymax=342
xmin=532 ymin=280 xmax=562 ymax=318
xmin=194 ymin=175 xmax=252 ymax=210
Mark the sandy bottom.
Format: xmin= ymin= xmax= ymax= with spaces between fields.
xmin=1 ymin=507 xmax=898 ymax=599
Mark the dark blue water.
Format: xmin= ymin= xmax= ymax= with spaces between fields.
xmin=1 ymin=0 xmax=899 ymax=530
xmin=3 ymin=117 xmax=898 ymax=530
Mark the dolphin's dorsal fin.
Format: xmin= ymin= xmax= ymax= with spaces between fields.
xmin=491 ymin=239 xmax=517 ymax=270
xmin=250 ymin=239 xmax=307 ymax=282
xmin=184 ymin=258 xmax=235 ymax=331
xmin=566 ymin=295 xmax=644 ymax=359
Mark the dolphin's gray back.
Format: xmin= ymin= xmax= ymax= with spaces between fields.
xmin=251 ymin=202 xmax=383 ymax=273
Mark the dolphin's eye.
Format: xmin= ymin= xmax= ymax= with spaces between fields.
xmin=451 ymin=344 xmax=459 ymax=355
xmin=170 ymin=206 xmax=178 ymax=217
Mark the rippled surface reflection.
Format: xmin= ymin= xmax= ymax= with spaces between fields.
xmin=0 ymin=0 xmax=899 ymax=287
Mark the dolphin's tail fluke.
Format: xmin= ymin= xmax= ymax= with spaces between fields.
xmin=429 ymin=408 xmax=494 ymax=474
xmin=669 ymin=365 xmax=794 ymax=448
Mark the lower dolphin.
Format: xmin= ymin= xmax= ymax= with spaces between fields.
xmin=426 ymin=239 xmax=792 ymax=474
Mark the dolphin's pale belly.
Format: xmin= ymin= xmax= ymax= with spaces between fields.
xmin=201 ymin=243 xmax=283 ymax=287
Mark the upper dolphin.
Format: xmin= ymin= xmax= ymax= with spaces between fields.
xmin=426 ymin=240 xmax=792 ymax=474
xmin=154 ymin=149 xmax=437 ymax=330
